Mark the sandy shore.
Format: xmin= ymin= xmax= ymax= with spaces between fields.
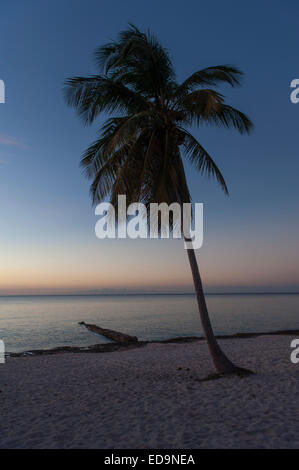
xmin=0 ymin=334 xmax=299 ymax=449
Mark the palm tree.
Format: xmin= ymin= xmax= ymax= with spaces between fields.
xmin=64 ymin=25 xmax=253 ymax=376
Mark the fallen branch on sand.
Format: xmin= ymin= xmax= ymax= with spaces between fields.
xmin=78 ymin=321 xmax=138 ymax=343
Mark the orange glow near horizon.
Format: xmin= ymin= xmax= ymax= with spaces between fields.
xmin=1 ymin=234 xmax=299 ymax=295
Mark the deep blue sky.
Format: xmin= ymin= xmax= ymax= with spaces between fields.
xmin=0 ymin=0 xmax=299 ymax=294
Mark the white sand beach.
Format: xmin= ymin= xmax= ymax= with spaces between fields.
xmin=0 ymin=335 xmax=299 ymax=449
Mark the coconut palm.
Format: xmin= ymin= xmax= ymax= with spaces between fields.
xmin=64 ymin=25 xmax=253 ymax=375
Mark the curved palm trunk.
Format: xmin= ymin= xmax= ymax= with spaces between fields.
xmin=185 ymin=241 xmax=247 ymax=375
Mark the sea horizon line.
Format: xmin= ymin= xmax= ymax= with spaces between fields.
xmin=0 ymin=291 xmax=299 ymax=298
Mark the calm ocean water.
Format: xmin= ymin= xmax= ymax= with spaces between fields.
xmin=0 ymin=294 xmax=299 ymax=353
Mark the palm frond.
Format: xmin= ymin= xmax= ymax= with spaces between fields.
xmin=80 ymin=117 xmax=132 ymax=178
xmin=175 ymin=89 xmax=224 ymax=124
xmin=64 ymin=76 xmax=149 ymax=124
xmin=181 ymin=130 xmax=229 ymax=195
xmin=209 ymin=104 xmax=253 ymax=134
xmin=89 ymin=147 xmax=127 ymax=203
xmin=175 ymin=65 xmax=243 ymax=99
xmin=177 ymin=90 xmax=252 ymax=134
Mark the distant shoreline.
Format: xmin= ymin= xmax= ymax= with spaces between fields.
xmin=7 ymin=329 xmax=299 ymax=357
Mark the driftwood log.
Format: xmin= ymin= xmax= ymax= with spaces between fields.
xmin=79 ymin=321 xmax=138 ymax=343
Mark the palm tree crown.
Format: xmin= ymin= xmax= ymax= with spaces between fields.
xmin=64 ymin=24 xmax=252 ymax=211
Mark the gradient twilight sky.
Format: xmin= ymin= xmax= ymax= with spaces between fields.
xmin=0 ymin=0 xmax=298 ymax=294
